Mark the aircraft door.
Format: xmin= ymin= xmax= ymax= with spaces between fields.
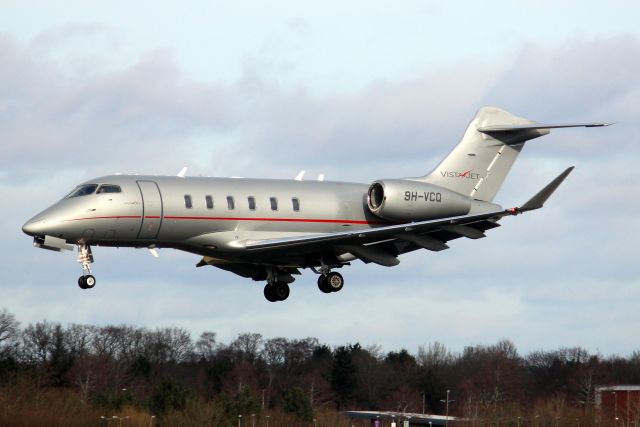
xmin=137 ymin=181 xmax=163 ymax=239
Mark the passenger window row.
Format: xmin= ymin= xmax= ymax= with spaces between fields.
xmin=183 ymin=195 xmax=300 ymax=212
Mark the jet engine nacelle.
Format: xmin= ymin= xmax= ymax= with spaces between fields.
xmin=367 ymin=179 xmax=471 ymax=221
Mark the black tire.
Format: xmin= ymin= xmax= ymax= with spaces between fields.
xmin=326 ymin=272 xmax=344 ymax=292
xmin=78 ymin=276 xmax=87 ymax=290
xmin=264 ymin=284 xmax=278 ymax=302
xmin=317 ymin=275 xmax=331 ymax=293
xmin=84 ymin=275 xmax=96 ymax=289
xmin=274 ymin=282 xmax=290 ymax=301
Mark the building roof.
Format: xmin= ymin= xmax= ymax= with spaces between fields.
xmin=344 ymin=411 xmax=465 ymax=425
xmin=596 ymin=385 xmax=640 ymax=392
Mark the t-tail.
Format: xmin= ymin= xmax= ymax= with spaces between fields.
xmin=415 ymin=106 xmax=610 ymax=202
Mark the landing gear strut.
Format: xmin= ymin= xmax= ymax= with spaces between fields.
xmin=77 ymin=244 xmax=96 ymax=290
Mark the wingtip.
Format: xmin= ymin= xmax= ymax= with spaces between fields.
xmin=517 ymin=166 xmax=575 ymax=213
xmin=586 ymin=122 xmax=615 ymax=127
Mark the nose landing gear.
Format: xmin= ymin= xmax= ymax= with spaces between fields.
xmin=77 ymin=244 xmax=96 ymax=290
xmin=78 ymin=274 xmax=96 ymax=289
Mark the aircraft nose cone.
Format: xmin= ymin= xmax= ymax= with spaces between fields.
xmin=22 ymin=219 xmax=45 ymax=236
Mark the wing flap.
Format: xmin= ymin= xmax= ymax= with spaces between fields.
xmin=341 ymin=245 xmax=400 ymax=267
xmin=398 ymin=234 xmax=449 ymax=251
xmin=440 ymin=224 xmax=486 ymax=239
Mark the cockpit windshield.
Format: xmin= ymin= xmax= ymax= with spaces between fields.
xmin=97 ymin=184 xmax=122 ymax=194
xmin=65 ymin=184 xmax=98 ymax=198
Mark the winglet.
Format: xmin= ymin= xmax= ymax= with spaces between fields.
xmin=177 ymin=167 xmax=188 ymax=178
xmin=514 ymin=167 xmax=574 ymax=213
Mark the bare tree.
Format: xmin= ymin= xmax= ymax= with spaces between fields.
xmin=230 ymin=332 xmax=263 ymax=362
xmin=0 ymin=308 xmax=19 ymax=356
xmin=65 ymin=324 xmax=95 ymax=356
xmin=21 ymin=321 xmax=56 ymax=364
xmin=90 ymin=325 xmax=125 ymax=359
xmin=195 ymin=331 xmax=218 ymax=361
xmin=160 ymin=327 xmax=194 ymax=363
xmin=417 ymin=341 xmax=454 ymax=368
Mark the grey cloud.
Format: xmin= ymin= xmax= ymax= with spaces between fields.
xmin=484 ymin=35 xmax=640 ymax=131
xmin=0 ymin=37 xmax=236 ymax=182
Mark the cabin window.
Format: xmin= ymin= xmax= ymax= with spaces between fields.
xmin=270 ymin=197 xmax=278 ymax=211
xmin=205 ymin=195 xmax=214 ymax=209
xmin=97 ymin=184 xmax=122 ymax=194
xmin=65 ymin=184 xmax=98 ymax=198
xmin=292 ymin=197 xmax=300 ymax=212
xmin=184 ymin=195 xmax=193 ymax=209
xmin=227 ymin=196 xmax=235 ymax=210
xmin=248 ymin=196 xmax=256 ymax=210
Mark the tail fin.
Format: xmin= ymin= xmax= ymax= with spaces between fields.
xmin=416 ymin=106 xmax=609 ymax=202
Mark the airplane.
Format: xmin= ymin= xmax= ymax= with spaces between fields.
xmin=22 ymin=107 xmax=609 ymax=302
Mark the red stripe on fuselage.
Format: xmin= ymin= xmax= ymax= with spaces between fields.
xmin=64 ymin=215 xmax=142 ymax=222
xmin=64 ymin=215 xmax=388 ymax=226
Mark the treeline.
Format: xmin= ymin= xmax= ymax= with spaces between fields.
xmin=0 ymin=307 xmax=639 ymax=427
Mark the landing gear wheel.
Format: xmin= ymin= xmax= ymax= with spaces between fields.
xmin=326 ymin=272 xmax=344 ymax=292
xmin=78 ymin=275 xmax=96 ymax=290
xmin=274 ymin=282 xmax=290 ymax=301
xmin=84 ymin=275 xmax=96 ymax=289
xmin=264 ymin=284 xmax=278 ymax=302
xmin=317 ymin=275 xmax=332 ymax=294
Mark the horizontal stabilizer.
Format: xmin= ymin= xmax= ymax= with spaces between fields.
xmin=478 ymin=122 xmax=612 ymax=133
xmin=518 ymin=167 xmax=574 ymax=212
xmin=478 ymin=122 xmax=612 ymax=146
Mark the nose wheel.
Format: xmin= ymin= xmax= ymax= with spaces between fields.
xmin=78 ymin=275 xmax=96 ymax=289
xmin=77 ymin=244 xmax=96 ymax=290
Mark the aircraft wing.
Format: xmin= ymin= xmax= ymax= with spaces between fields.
xmin=240 ymin=167 xmax=574 ymax=266
xmin=244 ymin=210 xmax=503 ymax=251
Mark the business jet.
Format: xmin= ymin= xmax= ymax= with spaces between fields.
xmin=22 ymin=107 xmax=608 ymax=302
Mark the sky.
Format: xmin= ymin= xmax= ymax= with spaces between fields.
xmin=1 ymin=0 xmax=639 ymax=357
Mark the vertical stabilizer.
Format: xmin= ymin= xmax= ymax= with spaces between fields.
xmin=417 ymin=107 xmax=548 ymax=202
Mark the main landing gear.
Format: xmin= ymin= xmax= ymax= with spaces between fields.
xmin=263 ymin=282 xmax=290 ymax=302
xmin=77 ymin=244 xmax=96 ymax=290
xmin=263 ymin=268 xmax=292 ymax=302
xmin=317 ymin=272 xmax=344 ymax=293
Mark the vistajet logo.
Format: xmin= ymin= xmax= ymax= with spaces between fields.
xmin=440 ymin=170 xmax=482 ymax=179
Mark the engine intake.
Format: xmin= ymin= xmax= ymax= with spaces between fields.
xmin=367 ymin=179 xmax=471 ymax=221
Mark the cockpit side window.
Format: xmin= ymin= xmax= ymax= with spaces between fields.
xmin=97 ymin=184 xmax=122 ymax=194
xmin=65 ymin=184 xmax=98 ymax=198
